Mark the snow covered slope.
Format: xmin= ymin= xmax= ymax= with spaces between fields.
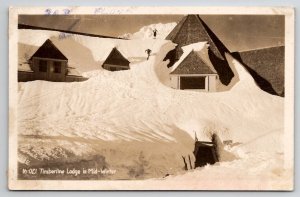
xmin=17 ymin=29 xmax=285 ymax=184
xmin=19 ymin=29 xmax=168 ymax=74
xmin=120 ymin=22 xmax=177 ymax=39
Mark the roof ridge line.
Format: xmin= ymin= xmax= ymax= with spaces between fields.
xmin=113 ymin=47 xmax=128 ymax=60
xmin=172 ymin=15 xmax=189 ymax=42
xmin=196 ymin=15 xmax=229 ymax=58
xmin=193 ymin=50 xmax=217 ymax=74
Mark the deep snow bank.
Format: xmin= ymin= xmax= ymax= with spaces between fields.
xmin=19 ymin=29 xmax=170 ymax=74
xmin=17 ymin=28 xmax=284 ymax=180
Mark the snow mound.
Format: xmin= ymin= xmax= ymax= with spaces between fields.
xmin=18 ymin=37 xmax=283 ymax=146
xmin=120 ymin=22 xmax=177 ymax=39
xmin=156 ymin=151 xmax=289 ymax=190
xmin=19 ymin=29 xmax=169 ymax=74
xmin=17 ymin=28 xmax=285 ymax=181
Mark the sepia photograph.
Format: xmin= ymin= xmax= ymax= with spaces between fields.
xmin=8 ymin=7 xmax=294 ymax=190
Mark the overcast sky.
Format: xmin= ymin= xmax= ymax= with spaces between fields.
xmin=19 ymin=15 xmax=284 ymax=52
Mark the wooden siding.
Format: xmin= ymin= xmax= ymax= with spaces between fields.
xmin=32 ymin=57 xmax=67 ymax=82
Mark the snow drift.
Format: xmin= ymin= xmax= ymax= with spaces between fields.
xmin=17 ymin=28 xmax=285 ymax=184
xmin=119 ymin=22 xmax=177 ymax=39
xmin=18 ymin=29 xmax=169 ymax=75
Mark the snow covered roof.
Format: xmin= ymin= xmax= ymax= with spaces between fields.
xmin=18 ymin=29 xmax=172 ymax=76
xmin=231 ymin=45 xmax=285 ymax=96
xmin=170 ymin=42 xmax=217 ymax=75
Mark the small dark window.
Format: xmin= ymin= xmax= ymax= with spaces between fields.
xmin=53 ymin=62 xmax=61 ymax=73
xmin=39 ymin=60 xmax=47 ymax=72
xmin=180 ymin=76 xmax=206 ymax=89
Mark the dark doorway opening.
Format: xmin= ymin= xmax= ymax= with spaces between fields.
xmin=193 ymin=141 xmax=218 ymax=168
xmin=180 ymin=76 xmax=205 ymax=89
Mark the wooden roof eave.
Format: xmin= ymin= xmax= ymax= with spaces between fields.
xmin=31 ymin=57 xmax=68 ymax=62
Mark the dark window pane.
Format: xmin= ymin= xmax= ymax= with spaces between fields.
xmin=180 ymin=76 xmax=206 ymax=89
xmin=39 ymin=60 xmax=47 ymax=72
xmin=53 ymin=62 xmax=61 ymax=73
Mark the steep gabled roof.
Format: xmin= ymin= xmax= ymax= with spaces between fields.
xmin=103 ymin=47 xmax=130 ymax=66
xmin=29 ymin=39 xmax=68 ymax=60
xmin=166 ymin=15 xmax=229 ymax=60
xmin=170 ymin=50 xmax=217 ymax=75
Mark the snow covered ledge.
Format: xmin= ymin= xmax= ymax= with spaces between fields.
xmin=224 ymin=52 xmax=260 ymax=92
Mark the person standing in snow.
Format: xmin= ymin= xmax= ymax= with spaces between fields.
xmin=145 ymin=49 xmax=152 ymax=60
xmin=153 ymin=29 xmax=158 ymax=39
